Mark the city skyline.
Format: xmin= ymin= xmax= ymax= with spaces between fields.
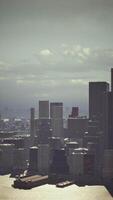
xmin=0 ymin=0 xmax=113 ymax=115
xmin=1 ymin=68 xmax=113 ymax=197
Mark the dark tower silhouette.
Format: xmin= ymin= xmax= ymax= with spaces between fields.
xmin=50 ymin=149 xmax=69 ymax=179
xmin=37 ymin=101 xmax=51 ymax=144
xmin=30 ymin=108 xmax=35 ymax=145
xmin=50 ymin=102 xmax=63 ymax=137
xmin=39 ymin=100 xmax=49 ymax=119
xmin=29 ymin=147 xmax=38 ymax=172
xmin=89 ymin=82 xmax=109 ymax=148
xmin=111 ymin=68 xmax=113 ymax=92
xmin=109 ymin=68 xmax=113 ymax=148
xmin=69 ymin=107 xmax=79 ymax=118
xmin=108 ymin=92 xmax=113 ymax=148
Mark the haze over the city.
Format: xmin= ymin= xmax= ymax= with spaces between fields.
xmin=0 ymin=0 xmax=113 ymax=116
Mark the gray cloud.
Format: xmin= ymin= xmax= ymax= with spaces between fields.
xmin=0 ymin=46 xmax=112 ymax=82
xmin=0 ymin=46 xmax=112 ymax=106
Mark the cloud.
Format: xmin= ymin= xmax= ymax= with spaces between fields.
xmin=0 ymin=46 xmax=112 ymax=83
xmin=39 ymin=49 xmax=53 ymax=56
xmin=61 ymin=45 xmax=113 ymax=73
xmin=0 ymin=45 xmax=112 ymax=114
xmin=62 ymin=45 xmax=91 ymax=63
xmin=83 ymin=48 xmax=91 ymax=56
xmin=0 ymin=60 xmax=11 ymax=68
xmin=70 ymin=79 xmax=88 ymax=85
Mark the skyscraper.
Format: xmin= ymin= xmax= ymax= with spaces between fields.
xmin=39 ymin=100 xmax=49 ymax=119
xmin=89 ymin=82 xmax=109 ymax=120
xmin=89 ymin=82 xmax=109 ymax=148
xmin=109 ymin=68 xmax=113 ymax=148
xmin=108 ymin=91 xmax=112 ymax=148
xmin=68 ymin=117 xmax=88 ymax=139
xmin=50 ymin=102 xmax=63 ymax=137
xmin=30 ymin=108 xmax=35 ymax=145
xmin=111 ymin=68 xmax=113 ymax=92
xmin=30 ymin=108 xmax=35 ymax=133
xmin=69 ymin=107 xmax=79 ymax=118
xmin=38 ymin=100 xmax=51 ymax=144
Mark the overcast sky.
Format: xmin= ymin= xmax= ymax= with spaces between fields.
xmin=0 ymin=0 xmax=113 ymax=116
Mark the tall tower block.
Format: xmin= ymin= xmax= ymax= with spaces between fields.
xmin=39 ymin=101 xmax=49 ymax=119
xmin=111 ymin=68 xmax=113 ymax=92
xmin=30 ymin=108 xmax=35 ymax=145
xmin=89 ymin=82 xmax=109 ymax=148
xmin=50 ymin=102 xmax=63 ymax=137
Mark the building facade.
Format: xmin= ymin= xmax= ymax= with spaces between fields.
xmin=50 ymin=103 xmax=63 ymax=137
xmin=89 ymin=82 xmax=109 ymax=148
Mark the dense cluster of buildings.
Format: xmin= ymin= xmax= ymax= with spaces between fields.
xmin=0 ymin=69 xmax=113 ymax=185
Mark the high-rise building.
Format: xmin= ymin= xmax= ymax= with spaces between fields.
xmin=30 ymin=108 xmax=35 ymax=133
xmin=109 ymin=68 xmax=113 ymax=148
xmin=37 ymin=101 xmax=51 ymax=144
xmin=38 ymin=144 xmax=50 ymax=175
xmin=29 ymin=146 xmax=38 ymax=172
xmin=39 ymin=100 xmax=49 ymax=119
xmin=50 ymin=102 xmax=63 ymax=118
xmin=89 ymin=82 xmax=109 ymax=120
xmin=50 ymin=102 xmax=63 ymax=137
xmin=89 ymin=82 xmax=109 ymax=148
xmin=68 ymin=117 xmax=88 ymax=139
xmin=50 ymin=149 xmax=69 ymax=176
xmin=69 ymin=107 xmax=79 ymax=118
xmin=108 ymin=92 xmax=113 ymax=148
xmin=111 ymin=68 xmax=113 ymax=92
xmin=37 ymin=118 xmax=52 ymax=144
xmin=67 ymin=148 xmax=96 ymax=181
xmin=30 ymin=108 xmax=35 ymax=145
